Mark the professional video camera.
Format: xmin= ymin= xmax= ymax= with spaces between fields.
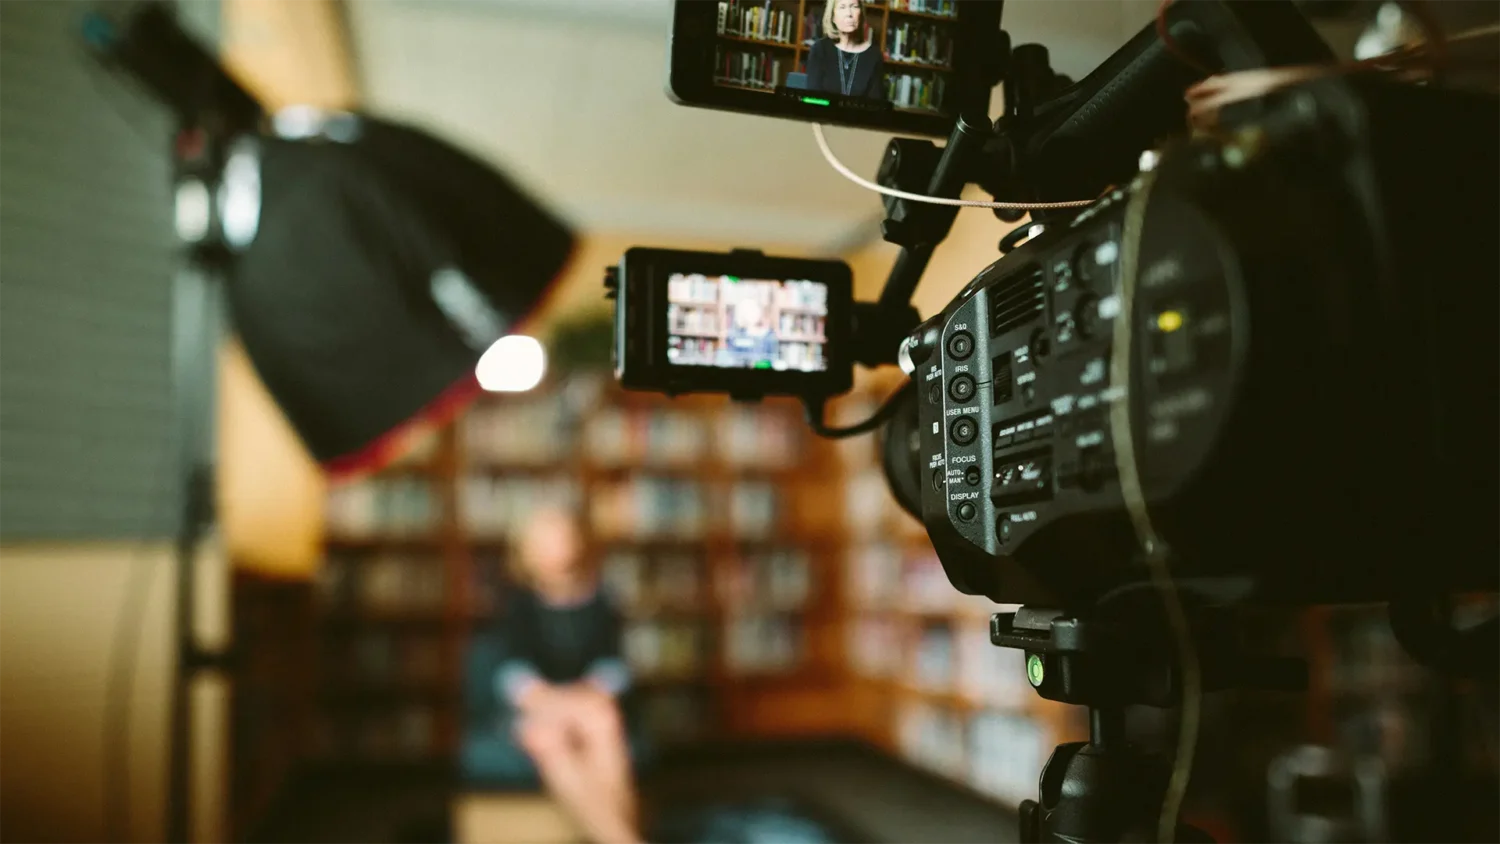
xmin=610 ymin=1 xmax=1498 ymax=840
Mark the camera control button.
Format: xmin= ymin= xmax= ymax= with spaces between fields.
xmin=948 ymin=374 xmax=976 ymax=403
xmin=950 ymin=416 xmax=978 ymax=445
xmin=957 ymin=501 xmax=977 ymax=522
xmin=965 ymin=466 xmax=982 ymax=486
xmin=947 ymin=331 xmax=974 ymax=360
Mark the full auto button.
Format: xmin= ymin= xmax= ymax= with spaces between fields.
xmin=950 ymin=416 xmax=978 ymax=445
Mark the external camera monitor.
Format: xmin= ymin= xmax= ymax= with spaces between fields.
xmin=611 ymin=247 xmax=853 ymax=399
xmin=667 ymin=0 xmax=1000 ymax=137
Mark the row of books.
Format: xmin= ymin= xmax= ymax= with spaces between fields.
xmin=889 ymin=0 xmax=957 ymax=17
xmin=458 ymin=475 xmax=579 ymax=538
xmin=718 ymin=405 xmax=802 ymax=467
xmin=778 ymin=279 xmax=829 ymax=311
xmin=667 ymin=272 xmax=726 ymax=305
xmin=603 ymin=549 xmax=814 ymax=612
xmin=716 ymin=1 xmax=798 ymax=44
xmin=886 ymin=72 xmax=947 ymax=111
xmin=778 ymin=341 xmax=827 ymax=371
xmin=624 ymin=620 xmax=708 ymax=678
xmin=316 ymin=552 xmax=447 ymax=614
xmin=718 ymin=549 xmax=814 ymax=610
xmin=724 ymin=614 xmax=803 ymax=672
xmin=326 ymin=478 xmax=439 ymax=538
xmin=591 ymin=477 xmax=708 ymax=540
xmin=589 ymin=478 xmax=782 ymax=540
xmin=584 ymin=406 xmax=804 ymax=468
xmin=847 ymin=542 xmax=904 ymax=609
xmin=913 ymin=621 xmax=1030 ymax=706
xmin=778 ymin=312 xmax=825 ymax=339
xmin=585 ymin=408 xmax=709 ymax=466
xmin=323 ymin=631 xmax=444 ymax=686
xmin=622 ymin=616 xmax=807 ymax=677
xmin=847 ymin=615 xmax=1034 ymax=707
xmin=895 ymin=702 xmax=1057 ymax=807
xmin=843 ymin=465 xmax=922 ymax=535
xmin=716 ymin=47 xmax=783 ymax=90
xmin=312 ymin=707 xmax=437 ymax=761
xmin=848 ymin=615 xmax=902 ymax=677
xmin=602 ymin=550 xmax=706 ymax=611
xmin=464 ymin=398 xmax=573 ymax=466
xmin=667 ymin=302 xmax=723 ymax=336
xmin=886 ymin=21 xmax=953 ymax=68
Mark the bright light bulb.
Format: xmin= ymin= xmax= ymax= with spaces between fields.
xmin=476 ymin=335 xmax=545 ymax=392
xmin=218 ymin=140 xmax=261 ymax=250
xmin=174 ymin=178 xmax=211 ymax=244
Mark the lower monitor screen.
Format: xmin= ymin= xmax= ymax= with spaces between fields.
xmin=666 ymin=273 xmax=828 ymax=372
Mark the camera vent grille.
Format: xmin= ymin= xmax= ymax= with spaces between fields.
xmin=990 ymin=266 xmax=1045 ymax=337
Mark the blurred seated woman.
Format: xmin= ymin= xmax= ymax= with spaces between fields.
xmin=462 ymin=506 xmax=644 ymax=844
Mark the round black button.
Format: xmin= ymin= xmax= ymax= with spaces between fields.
xmin=965 ymin=466 xmax=981 ymax=486
xmin=932 ymin=469 xmax=945 ymax=492
xmin=1029 ymin=328 xmax=1051 ymax=365
xmin=957 ymin=501 xmax=977 ymax=522
xmin=947 ymin=331 xmax=974 ymax=360
xmin=1073 ymin=242 xmax=1101 ymax=286
xmin=950 ymin=416 xmax=978 ymax=445
xmin=949 ymin=374 xmax=976 ymax=403
xmin=1074 ymin=294 xmax=1100 ymax=339
xmin=927 ymin=383 xmax=942 ymax=406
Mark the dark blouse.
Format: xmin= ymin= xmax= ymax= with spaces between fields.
xmin=494 ymin=586 xmax=630 ymax=706
xmin=805 ymin=38 xmax=886 ymax=101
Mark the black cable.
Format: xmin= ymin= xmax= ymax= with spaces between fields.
xmin=803 ymin=381 xmax=915 ymax=439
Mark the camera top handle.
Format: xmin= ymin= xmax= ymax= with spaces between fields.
xmin=853 ymin=0 xmax=1332 ymax=372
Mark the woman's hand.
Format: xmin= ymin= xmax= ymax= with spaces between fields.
xmin=515 ymin=677 xmax=561 ymax=713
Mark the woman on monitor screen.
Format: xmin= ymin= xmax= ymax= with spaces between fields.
xmin=805 ymin=0 xmax=885 ymax=101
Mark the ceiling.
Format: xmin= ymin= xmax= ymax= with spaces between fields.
xmin=344 ymin=0 xmax=1160 ymax=251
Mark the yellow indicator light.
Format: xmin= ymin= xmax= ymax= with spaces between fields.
xmin=1156 ymin=310 xmax=1184 ymax=333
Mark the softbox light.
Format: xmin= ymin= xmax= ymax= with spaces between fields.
xmin=228 ymin=115 xmax=575 ymax=475
xmin=84 ymin=1 xmax=576 ymax=477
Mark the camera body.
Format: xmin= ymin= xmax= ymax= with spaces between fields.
xmin=902 ymin=77 xmax=1499 ymax=607
xmin=608 ymin=247 xmax=854 ymax=400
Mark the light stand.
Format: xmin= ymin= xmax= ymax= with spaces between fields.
xmin=165 ymin=126 xmax=249 ymax=843
xmin=83 ymin=6 xmax=264 ymax=839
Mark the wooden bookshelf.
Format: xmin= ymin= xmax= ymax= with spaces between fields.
xmin=714 ymin=0 xmax=958 ymax=111
xmin=298 ymin=372 xmax=853 ymax=763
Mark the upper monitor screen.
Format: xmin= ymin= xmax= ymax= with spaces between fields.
xmin=666 ymin=273 xmax=829 ymax=372
xmin=713 ymin=0 xmax=959 ymax=114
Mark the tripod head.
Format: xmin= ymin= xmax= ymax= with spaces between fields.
xmin=991 ymin=605 xmax=1306 ymax=843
